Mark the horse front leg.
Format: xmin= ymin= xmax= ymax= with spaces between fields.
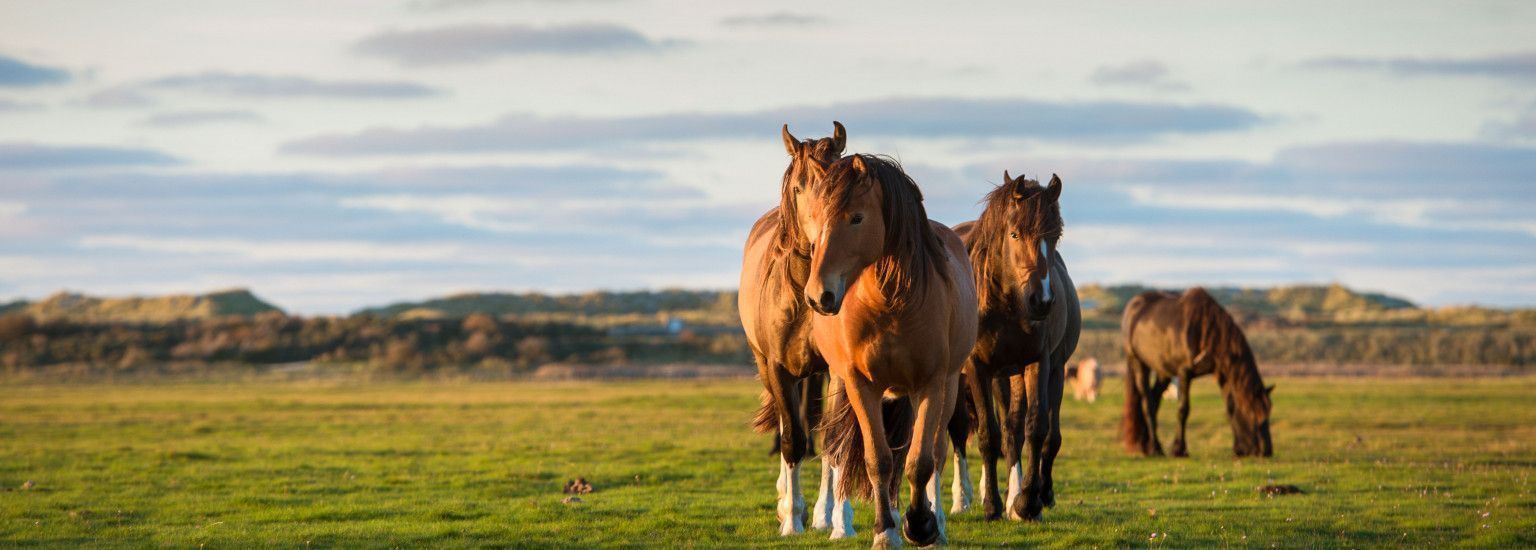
xmin=966 ymin=362 xmax=1004 ymax=521
xmin=1171 ymin=374 xmax=1193 ymax=457
xmin=1012 ymin=359 xmax=1048 ymax=522
xmin=1002 ymin=369 xmax=1031 ymax=521
xmin=812 ymin=376 xmax=855 ymax=539
xmin=1039 ymin=353 xmax=1065 ymax=509
xmin=844 ymin=379 xmax=899 ymax=549
xmin=768 ymin=368 xmax=807 ymax=536
xmin=901 ymin=372 xmax=956 ymax=546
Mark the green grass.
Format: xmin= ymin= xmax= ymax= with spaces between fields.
xmin=1 ymin=377 xmax=1533 ymax=548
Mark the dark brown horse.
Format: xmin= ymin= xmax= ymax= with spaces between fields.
xmin=739 ymin=122 xmax=850 ymax=537
xmin=948 ymin=172 xmax=1081 ymax=522
xmin=809 ymin=155 xmax=978 ymax=548
xmin=1120 ymin=288 xmax=1274 ymax=458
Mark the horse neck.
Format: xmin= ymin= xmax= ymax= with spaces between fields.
xmin=1215 ymin=355 xmax=1265 ymax=420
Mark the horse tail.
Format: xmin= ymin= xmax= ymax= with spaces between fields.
xmin=821 ymin=385 xmax=915 ymax=500
xmin=1120 ymin=294 xmax=1153 ymax=454
xmin=753 ymin=388 xmax=779 ymax=439
xmin=948 ymin=374 xmax=974 ymax=452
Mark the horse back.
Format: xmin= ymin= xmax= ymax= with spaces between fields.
xmin=1121 ymin=291 xmax=1194 ymax=378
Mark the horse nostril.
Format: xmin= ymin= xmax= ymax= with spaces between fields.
xmin=819 ymin=291 xmax=835 ymax=308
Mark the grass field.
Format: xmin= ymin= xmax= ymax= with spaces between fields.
xmin=2 ymin=376 xmax=1533 ymax=548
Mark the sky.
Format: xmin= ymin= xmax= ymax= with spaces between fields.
xmin=1 ymin=0 xmax=1534 ymax=314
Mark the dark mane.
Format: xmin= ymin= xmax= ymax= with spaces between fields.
xmin=774 ymin=136 xmax=843 ymax=255
xmin=1182 ymin=288 xmax=1270 ymax=422
xmin=968 ymin=176 xmax=1064 ymax=307
xmin=817 ymin=154 xmax=949 ymax=307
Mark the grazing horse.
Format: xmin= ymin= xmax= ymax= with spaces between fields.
xmin=808 ymin=154 xmax=978 ymax=548
xmin=1120 ymin=288 xmax=1274 ymax=458
xmin=740 ymin=122 xmax=855 ymax=537
xmin=1068 ymin=358 xmax=1099 ymax=403
xmin=948 ymin=172 xmax=1081 ymax=522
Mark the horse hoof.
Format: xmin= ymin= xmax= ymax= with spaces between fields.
xmin=1007 ymin=495 xmax=1044 ymax=522
xmin=1041 ymin=489 xmax=1056 ymax=508
xmin=872 ymin=527 xmax=903 ymax=549
xmin=902 ymin=506 xmax=939 ymax=546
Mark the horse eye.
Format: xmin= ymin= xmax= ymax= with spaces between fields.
xmin=851 ymin=213 xmax=864 ymax=225
xmin=1009 ymin=231 xmax=1019 ymax=239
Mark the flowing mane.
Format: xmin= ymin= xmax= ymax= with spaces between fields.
xmin=815 ymin=154 xmax=949 ymax=308
xmin=1181 ymin=288 xmax=1271 ymax=423
xmin=968 ymin=175 xmax=1064 ymax=308
xmin=774 ymin=137 xmax=844 ymax=255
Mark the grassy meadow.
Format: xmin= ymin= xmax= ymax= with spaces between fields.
xmin=1 ymin=376 xmax=1533 ymax=548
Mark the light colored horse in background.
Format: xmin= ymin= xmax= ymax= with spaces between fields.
xmin=1068 ymin=358 xmax=1099 ymax=403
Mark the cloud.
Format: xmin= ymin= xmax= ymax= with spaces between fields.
xmin=79 ymin=235 xmax=468 ymax=263
xmin=1303 ymin=51 xmax=1536 ymax=79
xmin=138 ymin=110 xmax=265 ymax=127
xmin=406 ymin=0 xmax=621 ymax=11
xmin=0 ymin=98 xmax=45 ymax=112
xmin=719 ymin=13 xmax=827 ymax=27
xmin=76 ymin=87 xmax=158 ymax=109
xmin=1088 ymin=59 xmax=1189 ymax=91
xmin=142 ymin=72 xmax=441 ymax=98
xmin=0 ymin=143 xmax=180 ymax=170
xmin=352 ymin=23 xmax=683 ymax=66
xmin=1481 ymin=102 xmax=1536 ymax=140
xmin=0 ymin=54 xmax=69 ymax=87
xmin=281 ymin=96 xmax=1265 ymax=156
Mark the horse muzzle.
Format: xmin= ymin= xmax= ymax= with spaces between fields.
xmin=806 ymin=289 xmax=842 ymax=316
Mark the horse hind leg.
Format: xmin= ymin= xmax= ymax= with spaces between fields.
xmin=945 ymin=380 xmax=974 ymax=515
xmin=811 ymin=376 xmax=855 ymax=539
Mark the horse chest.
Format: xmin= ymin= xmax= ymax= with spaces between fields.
xmin=973 ymin=312 xmax=1045 ymax=374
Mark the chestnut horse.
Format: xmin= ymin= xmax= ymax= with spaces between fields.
xmin=739 ymin=122 xmax=853 ymax=537
xmin=1120 ymin=288 xmax=1274 ymax=457
xmin=808 ymin=154 xmax=977 ymax=548
xmin=948 ymin=172 xmax=1081 ymax=522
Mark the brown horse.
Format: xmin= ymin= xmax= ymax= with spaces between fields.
xmin=1119 ymin=288 xmax=1274 ymax=458
xmin=808 ymin=154 xmax=977 ymax=548
xmin=948 ymin=172 xmax=1081 ymax=522
xmin=739 ymin=122 xmax=851 ymax=537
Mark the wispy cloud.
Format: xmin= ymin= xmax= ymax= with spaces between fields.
xmin=719 ymin=13 xmax=827 ymax=28
xmin=75 ymin=87 xmax=158 ymax=109
xmin=143 ymin=72 xmax=441 ymax=98
xmin=0 ymin=54 xmax=69 ymax=87
xmin=281 ymin=96 xmax=1265 ymax=156
xmin=0 ymin=143 xmax=180 ymax=170
xmin=406 ymin=0 xmax=621 ymax=11
xmin=0 ymin=98 xmax=45 ymax=112
xmin=78 ymin=235 xmax=468 ymax=263
xmin=1089 ymin=59 xmax=1189 ymax=91
xmin=352 ymin=23 xmax=683 ymax=66
xmin=1303 ymin=51 xmax=1536 ymax=79
xmin=138 ymin=110 xmax=264 ymax=127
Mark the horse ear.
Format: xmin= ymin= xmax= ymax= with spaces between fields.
xmin=831 ymin=121 xmax=847 ymax=155
xmin=1046 ymin=173 xmax=1063 ymax=202
xmin=1265 ymin=384 xmax=1275 ymax=396
xmin=850 ymin=154 xmax=868 ymax=173
xmin=1002 ymin=169 xmax=1012 ymax=183
xmin=782 ymin=124 xmax=800 ymax=156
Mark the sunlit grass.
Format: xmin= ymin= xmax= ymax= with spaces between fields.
xmin=1 ymin=377 xmax=1532 ymax=547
